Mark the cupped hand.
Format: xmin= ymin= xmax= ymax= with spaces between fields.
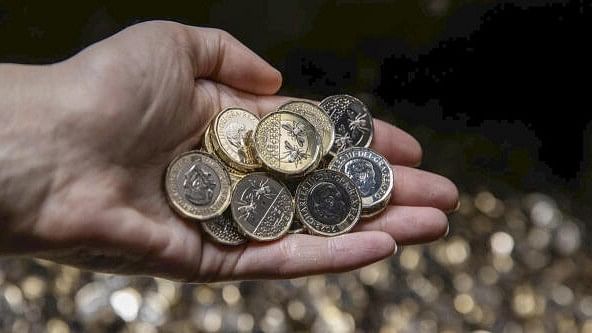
xmin=8 ymin=21 xmax=458 ymax=282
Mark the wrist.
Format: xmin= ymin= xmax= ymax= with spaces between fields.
xmin=0 ymin=63 xmax=66 ymax=255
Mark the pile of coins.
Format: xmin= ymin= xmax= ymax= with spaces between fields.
xmin=165 ymin=95 xmax=394 ymax=244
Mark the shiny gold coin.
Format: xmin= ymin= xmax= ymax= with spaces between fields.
xmin=231 ymin=173 xmax=294 ymax=241
xmin=211 ymin=108 xmax=261 ymax=172
xmin=277 ymin=100 xmax=335 ymax=157
xmin=165 ymin=151 xmax=232 ymax=220
xmin=203 ymin=125 xmax=215 ymax=154
xmin=254 ymin=111 xmax=321 ymax=176
xmin=201 ymin=210 xmax=248 ymax=246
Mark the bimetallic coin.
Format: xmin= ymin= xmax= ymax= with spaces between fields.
xmin=165 ymin=151 xmax=232 ymax=220
xmin=295 ymin=170 xmax=362 ymax=236
xmin=328 ymin=147 xmax=394 ymax=212
xmin=361 ymin=193 xmax=390 ymax=218
xmin=211 ymin=108 xmax=261 ymax=171
xmin=319 ymin=95 xmax=373 ymax=155
xmin=254 ymin=111 xmax=321 ymax=176
xmin=231 ymin=173 xmax=294 ymax=241
xmin=202 ymin=210 xmax=248 ymax=246
xmin=277 ymin=100 xmax=335 ymax=157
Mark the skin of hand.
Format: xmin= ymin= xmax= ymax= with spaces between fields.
xmin=0 ymin=21 xmax=459 ymax=282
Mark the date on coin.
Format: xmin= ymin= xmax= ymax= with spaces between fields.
xmin=295 ymin=170 xmax=362 ymax=236
xmin=231 ymin=173 xmax=294 ymax=241
xmin=165 ymin=151 xmax=232 ymax=220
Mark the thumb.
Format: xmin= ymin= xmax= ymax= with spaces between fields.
xmin=184 ymin=25 xmax=282 ymax=95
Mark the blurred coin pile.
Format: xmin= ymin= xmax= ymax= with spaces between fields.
xmin=165 ymin=95 xmax=393 ymax=243
xmin=0 ymin=191 xmax=588 ymax=332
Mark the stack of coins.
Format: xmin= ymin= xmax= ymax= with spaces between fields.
xmin=165 ymin=95 xmax=395 ymax=244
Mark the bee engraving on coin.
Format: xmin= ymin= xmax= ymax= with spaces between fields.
xmin=231 ymin=173 xmax=293 ymax=241
xmin=296 ymin=170 xmax=361 ymax=236
xmin=165 ymin=151 xmax=232 ymax=220
xmin=328 ymin=147 xmax=393 ymax=211
xmin=319 ymin=95 xmax=373 ymax=155
xmin=202 ymin=210 xmax=248 ymax=246
xmin=213 ymin=108 xmax=260 ymax=171
xmin=278 ymin=101 xmax=335 ymax=157
xmin=254 ymin=111 xmax=320 ymax=175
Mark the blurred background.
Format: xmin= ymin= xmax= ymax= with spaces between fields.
xmin=1 ymin=0 xmax=591 ymax=332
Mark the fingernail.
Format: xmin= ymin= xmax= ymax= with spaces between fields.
xmin=393 ymin=244 xmax=400 ymax=256
xmin=444 ymin=224 xmax=450 ymax=237
xmin=446 ymin=200 xmax=461 ymax=214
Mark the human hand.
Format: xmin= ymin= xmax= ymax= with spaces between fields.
xmin=0 ymin=21 xmax=458 ymax=282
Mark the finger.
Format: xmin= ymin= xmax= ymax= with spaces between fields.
xmin=371 ymin=119 xmax=422 ymax=167
xmin=391 ymin=165 xmax=459 ymax=212
xmin=184 ymin=26 xmax=282 ymax=95
xmin=354 ymin=206 xmax=448 ymax=245
xmin=195 ymin=231 xmax=396 ymax=281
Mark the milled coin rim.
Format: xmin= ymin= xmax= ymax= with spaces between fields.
xmin=254 ymin=111 xmax=321 ymax=176
xmin=165 ymin=150 xmax=232 ymax=221
xmin=319 ymin=94 xmax=374 ymax=155
xmin=211 ymin=107 xmax=262 ymax=172
xmin=295 ymin=169 xmax=362 ymax=237
xmin=230 ymin=172 xmax=294 ymax=241
xmin=328 ymin=147 xmax=394 ymax=210
xmin=277 ymin=100 xmax=335 ymax=157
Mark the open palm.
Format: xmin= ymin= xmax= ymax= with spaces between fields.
xmin=35 ymin=21 xmax=458 ymax=282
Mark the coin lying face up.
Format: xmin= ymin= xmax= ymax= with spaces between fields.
xmin=277 ymin=100 xmax=335 ymax=158
xmin=319 ymin=95 xmax=374 ymax=155
xmin=328 ymin=147 xmax=393 ymax=216
xmin=211 ymin=107 xmax=261 ymax=172
xmin=165 ymin=151 xmax=232 ymax=220
xmin=254 ymin=111 xmax=321 ymax=177
xmin=295 ymin=169 xmax=362 ymax=236
xmin=231 ymin=173 xmax=294 ymax=241
xmin=201 ymin=210 xmax=248 ymax=246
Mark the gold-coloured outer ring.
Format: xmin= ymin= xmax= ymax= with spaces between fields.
xmin=277 ymin=100 xmax=335 ymax=158
xmin=361 ymin=193 xmax=391 ymax=219
xmin=210 ymin=107 xmax=261 ymax=172
xmin=203 ymin=125 xmax=215 ymax=154
xmin=231 ymin=172 xmax=295 ymax=241
xmin=254 ymin=111 xmax=321 ymax=177
xmin=164 ymin=150 xmax=232 ymax=221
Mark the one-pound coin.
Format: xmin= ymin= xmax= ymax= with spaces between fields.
xmin=211 ymin=108 xmax=261 ymax=172
xmin=230 ymin=173 xmax=294 ymax=241
xmin=295 ymin=169 xmax=362 ymax=236
xmin=319 ymin=95 xmax=373 ymax=155
xmin=165 ymin=151 xmax=232 ymax=220
xmin=277 ymin=100 xmax=335 ymax=158
xmin=328 ymin=147 xmax=393 ymax=214
xmin=201 ymin=210 xmax=248 ymax=246
xmin=254 ymin=111 xmax=321 ymax=176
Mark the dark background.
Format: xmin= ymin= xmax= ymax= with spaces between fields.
xmin=1 ymin=0 xmax=590 ymax=219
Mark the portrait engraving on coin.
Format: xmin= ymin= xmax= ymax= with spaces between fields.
xmin=214 ymin=108 xmax=260 ymax=170
xmin=181 ymin=163 xmax=220 ymax=206
xmin=308 ymin=182 xmax=351 ymax=225
xmin=343 ymin=158 xmax=381 ymax=197
xmin=296 ymin=170 xmax=361 ymax=236
xmin=328 ymin=147 xmax=393 ymax=209
xmin=320 ymin=95 xmax=373 ymax=154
